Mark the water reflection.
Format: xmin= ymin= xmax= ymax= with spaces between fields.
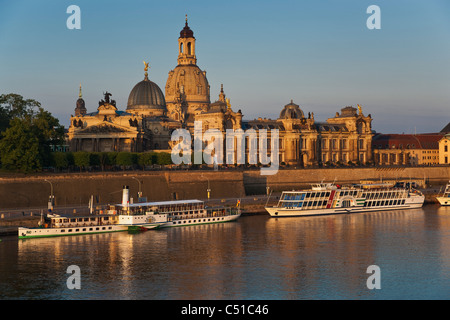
xmin=2 ymin=206 xmax=450 ymax=299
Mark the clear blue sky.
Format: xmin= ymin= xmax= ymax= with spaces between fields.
xmin=0 ymin=0 xmax=449 ymax=134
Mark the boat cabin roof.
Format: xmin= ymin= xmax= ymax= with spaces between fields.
xmin=117 ymin=199 xmax=203 ymax=208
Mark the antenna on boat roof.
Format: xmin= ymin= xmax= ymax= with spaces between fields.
xmin=265 ymin=188 xmax=273 ymax=207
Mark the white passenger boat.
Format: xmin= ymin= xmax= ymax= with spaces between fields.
xmin=113 ymin=199 xmax=241 ymax=228
xmin=18 ymin=186 xmax=241 ymax=239
xmin=265 ymin=182 xmax=424 ymax=217
xmin=18 ymin=186 xmax=168 ymax=239
xmin=436 ymin=181 xmax=450 ymax=206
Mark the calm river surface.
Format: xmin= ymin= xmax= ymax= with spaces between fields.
xmin=1 ymin=204 xmax=450 ymax=300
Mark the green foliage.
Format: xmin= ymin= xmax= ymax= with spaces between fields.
xmin=73 ymin=152 xmax=90 ymax=170
xmin=156 ymin=152 xmax=172 ymax=165
xmin=89 ymin=153 xmax=100 ymax=167
xmin=0 ymin=93 xmax=65 ymax=173
xmin=53 ymin=152 xmax=68 ymax=170
xmin=116 ymin=152 xmax=134 ymax=168
xmin=96 ymin=152 xmax=110 ymax=170
xmin=65 ymin=152 xmax=75 ymax=167
xmin=0 ymin=93 xmax=41 ymax=120
xmin=0 ymin=118 xmax=41 ymax=172
xmin=107 ymin=152 xmax=117 ymax=167
xmin=138 ymin=152 xmax=156 ymax=166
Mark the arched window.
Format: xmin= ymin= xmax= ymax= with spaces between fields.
xmin=180 ymin=43 xmax=184 ymax=54
xmin=187 ymin=42 xmax=192 ymax=55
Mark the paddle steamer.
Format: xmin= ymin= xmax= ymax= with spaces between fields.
xmin=18 ymin=186 xmax=241 ymax=239
xmin=18 ymin=186 xmax=167 ymax=239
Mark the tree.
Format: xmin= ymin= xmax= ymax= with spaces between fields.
xmin=32 ymin=108 xmax=65 ymax=167
xmin=116 ymin=152 xmax=133 ymax=170
xmin=74 ymin=152 xmax=90 ymax=171
xmin=0 ymin=93 xmax=65 ymax=172
xmin=0 ymin=93 xmax=40 ymax=120
xmin=53 ymin=152 xmax=69 ymax=171
xmin=96 ymin=152 xmax=110 ymax=171
xmin=156 ymin=152 xmax=172 ymax=165
xmin=138 ymin=152 xmax=155 ymax=168
xmin=0 ymin=118 xmax=41 ymax=172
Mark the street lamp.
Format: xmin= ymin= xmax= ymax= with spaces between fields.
xmin=44 ymin=179 xmax=54 ymax=211
xmin=207 ymin=179 xmax=211 ymax=201
xmin=131 ymin=177 xmax=142 ymax=199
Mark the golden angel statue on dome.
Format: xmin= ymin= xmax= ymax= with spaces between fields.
xmin=143 ymin=61 xmax=149 ymax=72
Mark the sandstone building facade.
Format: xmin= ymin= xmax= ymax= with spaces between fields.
xmin=67 ymin=17 xmax=374 ymax=167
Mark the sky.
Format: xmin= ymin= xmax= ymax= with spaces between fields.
xmin=0 ymin=0 xmax=449 ymax=134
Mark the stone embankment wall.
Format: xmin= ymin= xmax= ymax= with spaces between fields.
xmin=0 ymin=171 xmax=244 ymax=209
xmin=0 ymin=166 xmax=448 ymax=209
xmin=245 ymin=166 xmax=450 ymax=194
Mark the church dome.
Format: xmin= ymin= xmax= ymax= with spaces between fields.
xmin=279 ymin=100 xmax=304 ymax=119
xmin=165 ymin=64 xmax=210 ymax=104
xmin=180 ymin=20 xmax=194 ymax=38
xmin=76 ymin=97 xmax=85 ymax=109
xmin=127 ymin=76 xmax=166 ymax=112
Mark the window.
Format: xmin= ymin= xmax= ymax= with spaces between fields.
xmin=359 ymin=139 xmax=364 ymax=149
xmin=332 ymin=139 xmax=337 ymax=150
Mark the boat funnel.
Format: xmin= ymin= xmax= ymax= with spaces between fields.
xmin=122 ymin=186 xmax=130 ymax=207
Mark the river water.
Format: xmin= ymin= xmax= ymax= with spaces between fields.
xmin=1 ymin=204 xmax=450 ymax=300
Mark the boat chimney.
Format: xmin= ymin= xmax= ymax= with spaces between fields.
xmin=122 ymin=185 xmax=130 ymax=207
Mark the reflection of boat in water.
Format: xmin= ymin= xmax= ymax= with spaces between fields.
xmin=18 ymin=186 xmax=241 ymax=239
xmin=436 ymin=181 xmax=450 ymax=206
xmin=265 ymin=182 xmax=424 ymax=217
